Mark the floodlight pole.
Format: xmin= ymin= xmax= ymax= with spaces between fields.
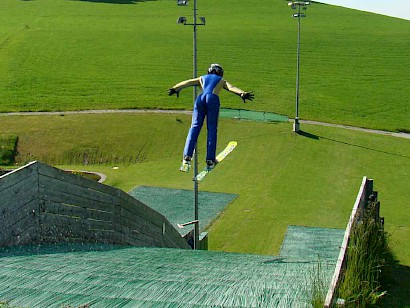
xmin=177 ymin=0 xmax=205 ymax=250
xmin=193 ymin=0 xmax=199 ymax=252
xmin=288 ymin=1 xmax=310 ymax=133
xmin=295 ymin=5 xmax=301 ymax=133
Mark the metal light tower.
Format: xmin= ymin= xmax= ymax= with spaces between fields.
xmin=177 ymin=0 xmax=206 ymax=250
xmin=288 ymin=1 xmax=310 ymax=133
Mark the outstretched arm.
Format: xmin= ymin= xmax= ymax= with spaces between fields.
xmin=224 ymin=81 xmax=245 ymax=95
xmin=224 ymin=81 xmax=254 ymax=103
xmin=168 ymin=77 xmax=201 ymax=96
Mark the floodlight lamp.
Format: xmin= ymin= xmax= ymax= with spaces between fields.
xmin=299 ymin=1 xmax=310 ymax=6
xmin=290 ymin=1 xmax=310 ymax=6
xmin=199 ymin=16 xmax=206 ymax=25
xmin=177 ymin=0 xmax=188 ymax=6
xmin=177 ymin=17 xmax=187 ymax=24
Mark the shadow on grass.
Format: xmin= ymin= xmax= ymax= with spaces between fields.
xmin=297 ymin=130 xmax=319 ymax=140
xmin=297 ymin=130 xmax=410 ymax=159
xmin=381 ymin=263 xmax=410 ymax=307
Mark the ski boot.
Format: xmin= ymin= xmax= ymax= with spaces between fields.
xmin=180 ymin=156 xmax=192 ymax=172
xmin=206 ymin=159 xmax=218 ymax=171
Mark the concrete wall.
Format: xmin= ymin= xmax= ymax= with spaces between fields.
xmin=0 ymin=161 xmax=190 ymax=249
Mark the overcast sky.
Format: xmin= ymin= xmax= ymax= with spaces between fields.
xmin=318 ymin=0 xmax=410 ymax=20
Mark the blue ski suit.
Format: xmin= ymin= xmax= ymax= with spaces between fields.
xmin=171 ymin=73 xmax=247 ymax=162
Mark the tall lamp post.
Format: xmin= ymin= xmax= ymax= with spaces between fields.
xmin=177 ymin=0 xmax=206 ymax=250
xmin=288 ymin=1 xmax=310 ymax=133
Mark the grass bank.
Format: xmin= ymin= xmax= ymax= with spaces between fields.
xmin=0 ymin=0 xmax=409 ymax=131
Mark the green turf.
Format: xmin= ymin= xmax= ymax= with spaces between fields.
xmin=0 ymin=113 xmax=408 ymax=266
xmin=0 ymin=0 xmax=409 ymax=132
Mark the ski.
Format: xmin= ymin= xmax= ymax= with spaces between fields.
xmin=194 ymin=141 xmax=237 ymax=183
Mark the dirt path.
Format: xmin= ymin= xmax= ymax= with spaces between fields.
xmin=1 ymin=109 xmax=409 ymax=139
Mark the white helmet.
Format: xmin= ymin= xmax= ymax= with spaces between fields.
xmin=208 ymin=63 xmax=224 ymax=76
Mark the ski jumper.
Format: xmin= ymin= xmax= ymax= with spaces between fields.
xmin=172 ymin=74 xmax=246 ymax=161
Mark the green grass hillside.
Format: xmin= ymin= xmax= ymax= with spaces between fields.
xmin=0 ymin=113 xmax=408 ymax=266
xmin=0 ymin=0 xmax=409 ymax=131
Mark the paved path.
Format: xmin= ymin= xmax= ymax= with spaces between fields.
xmin=0 ymin=109 xmax=192 ymax=116
xmin=1 ymin=109 xmax=409 ymax=139
xmin=296 ymin=119 xmax=410 ymax=140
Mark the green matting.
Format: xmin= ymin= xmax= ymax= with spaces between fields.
xmin=129 ymin=186 xmax=238 ymax=236
xmin=0 ymin=224 xmax=344 ymax=308
xmin=220 ymin=108 xmax=288 ymax=122
xmin=280 ymin=225 xmax=345 ymax=260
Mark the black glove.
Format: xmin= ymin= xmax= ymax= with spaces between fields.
xmin=168 ymin=88 xmax=179 ymax=97
xmin=241 ymin=92 xmax=254 ymax=103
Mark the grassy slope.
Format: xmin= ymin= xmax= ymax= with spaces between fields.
xmin=0 ymin=0 xmax=409 ymax=131
xmin=0 ymin=114 xmax=408 ymax=265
